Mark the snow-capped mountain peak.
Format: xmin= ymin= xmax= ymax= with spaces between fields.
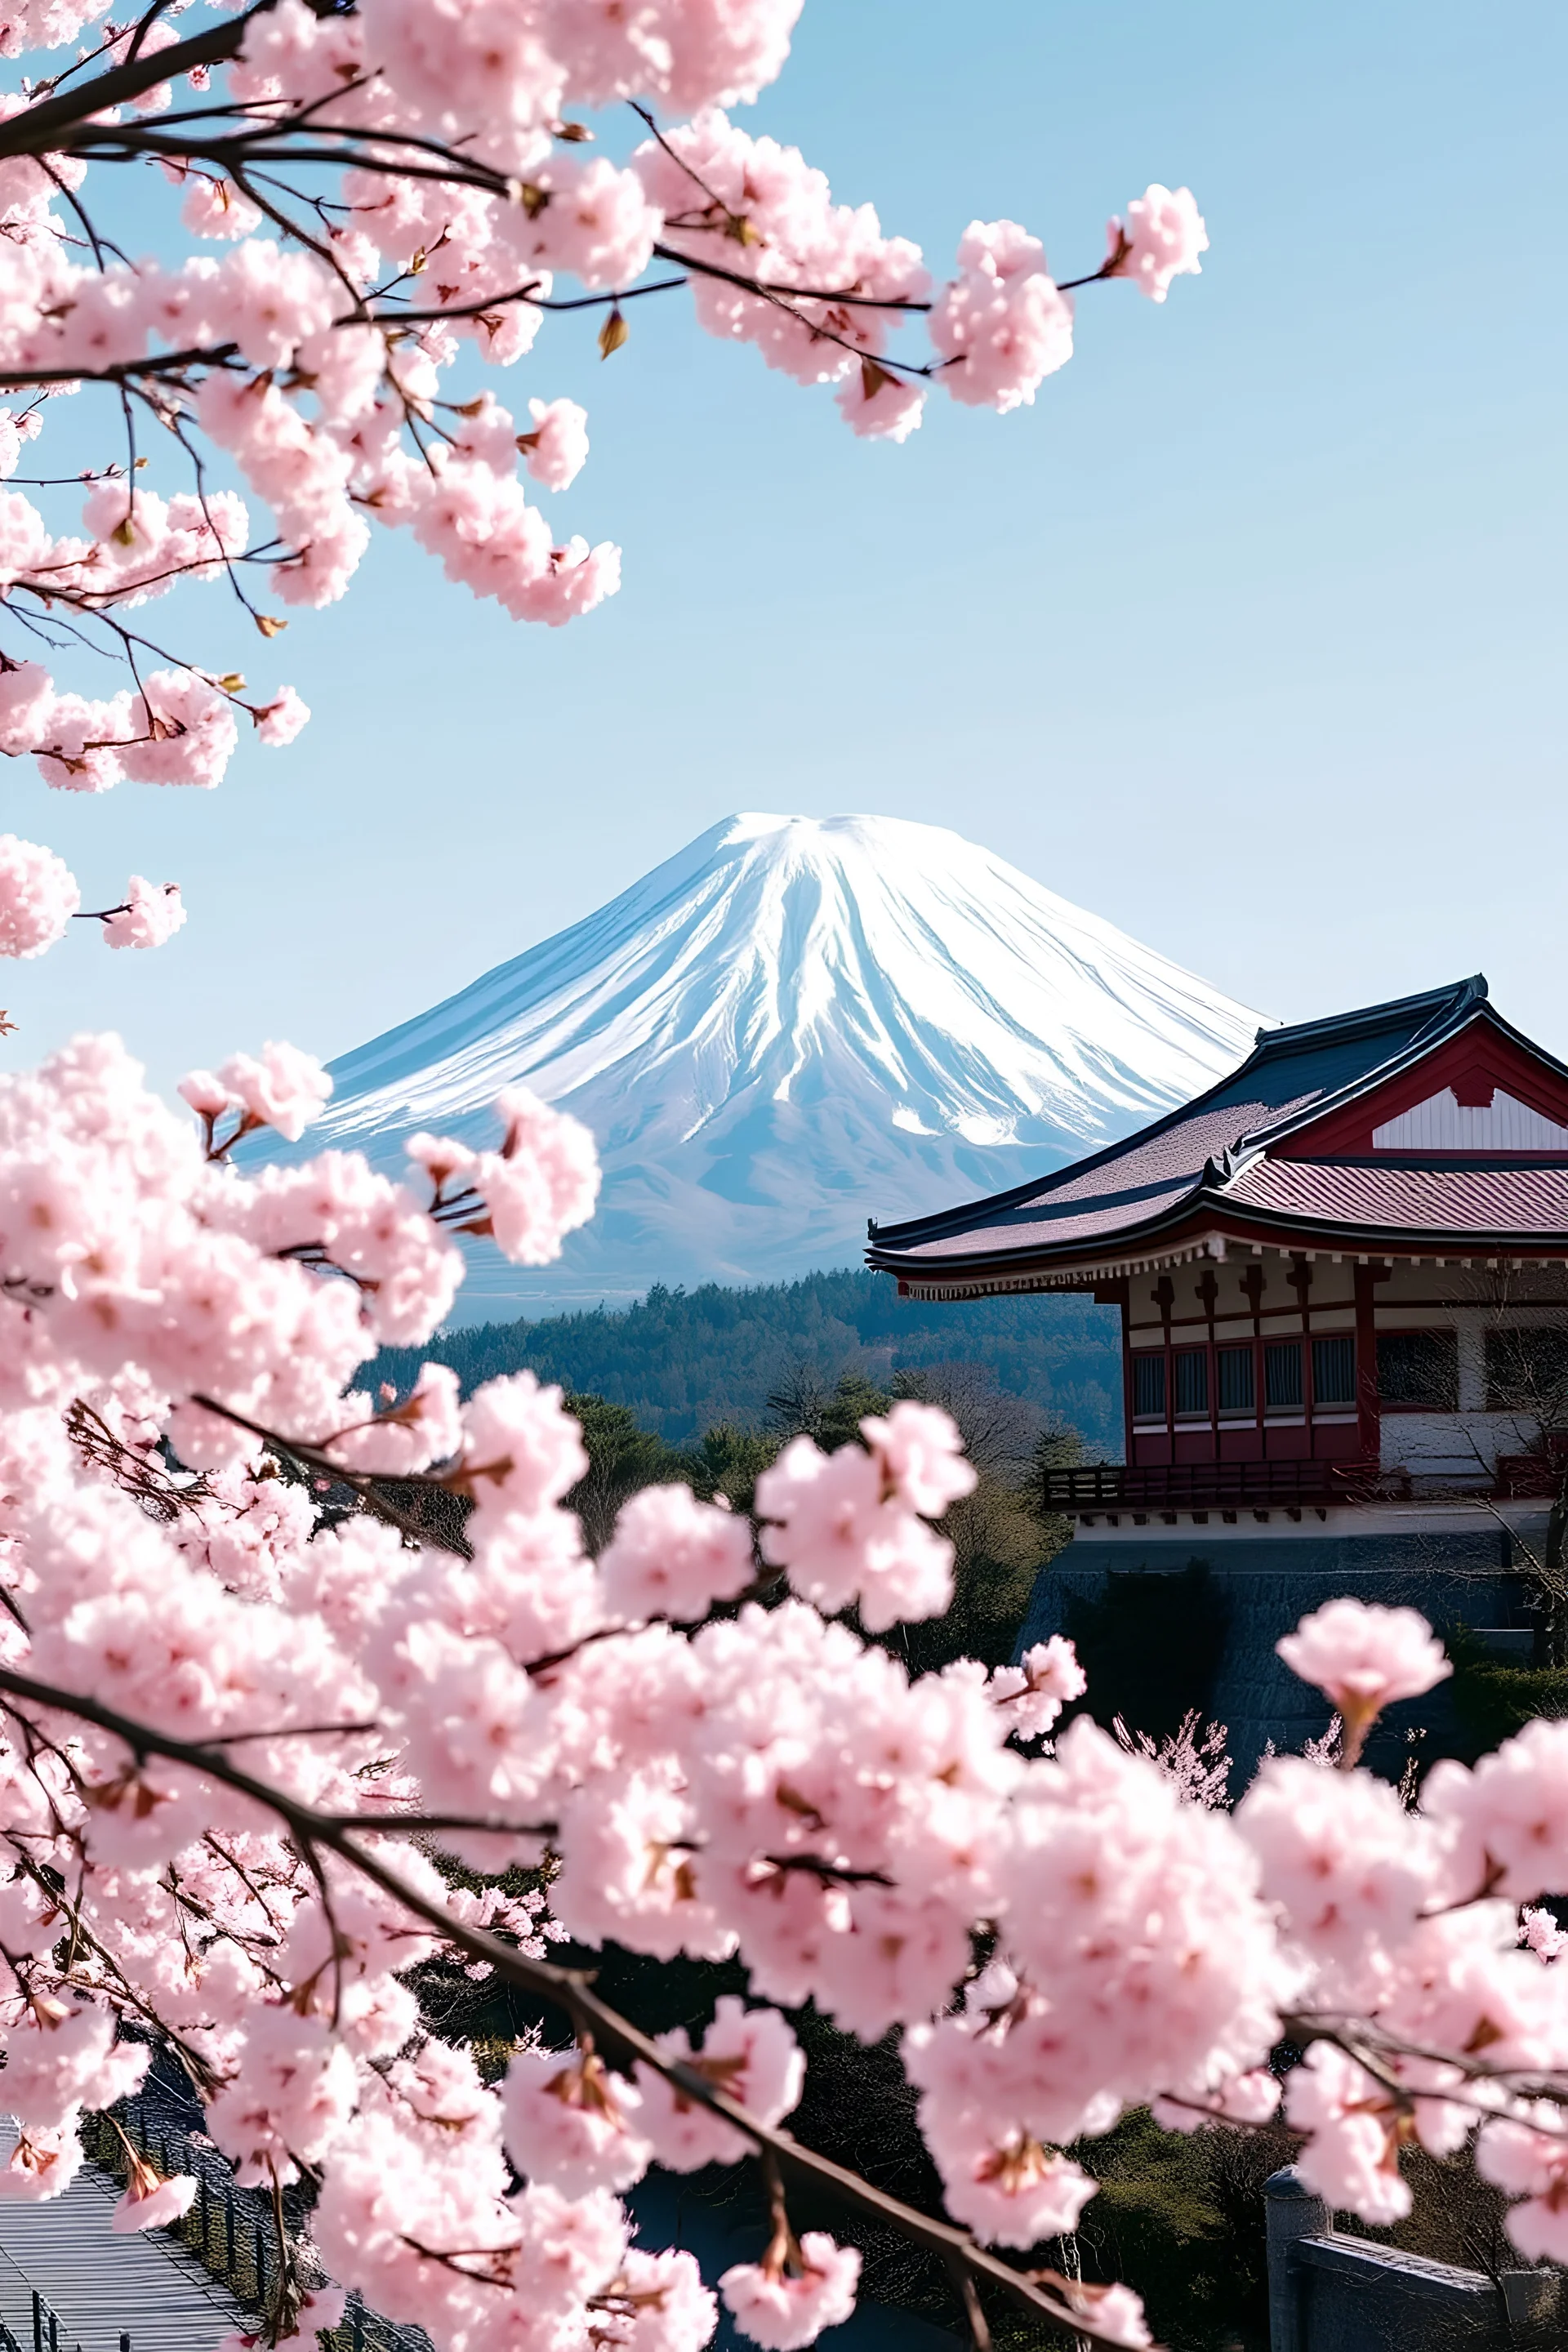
xmin=303 ymin=813 xmax=1267 ymax=1312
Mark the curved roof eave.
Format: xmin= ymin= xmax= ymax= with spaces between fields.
xmin=866 ymin=974 xmax=1488 ymax=1252
xmin=867 ymin=1182 xmax=1568 ymax=1285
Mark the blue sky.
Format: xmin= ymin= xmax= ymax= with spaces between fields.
xmin=6 ymin=0 xmax=1566 ymax=1087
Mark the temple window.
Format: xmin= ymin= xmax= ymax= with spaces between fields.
xmin=1263 ymin=1339 xmax=1303 ymax=1413
xmin=1132 ymin=1353 xmax=1166 ymax=1420
xmin=1484 ymin=1325 xmax=1568 ymax=1414
xmin=1311 ymin=1334 xmax=1356 ymax=1408
xmin=1174 ymin=1348 xmax=1209 ymax=1418
xmin=1377 ymin=1331 xmax=1459 ymax=1410
xmin=1217 ymin=1344 xmax=1254 ymax=1414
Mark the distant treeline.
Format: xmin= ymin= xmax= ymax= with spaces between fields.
xmin=372 ymin=1266 xmax=1122 ymax=1450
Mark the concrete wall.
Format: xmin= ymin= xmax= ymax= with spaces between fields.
xmin=1018 ymin=1517 xmax=1539 ymax=1778
xmin=1264 ymin=2169 xmax=1562 ymax=2352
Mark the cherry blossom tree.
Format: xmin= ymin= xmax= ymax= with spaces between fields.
xmin=2 ymin=1047 xmax=1568 ymax=2352
xmin=0 ymin=0 xmax=1207 ymax=965
xmin=7 ymin=11 xmax=1566 ymax=2352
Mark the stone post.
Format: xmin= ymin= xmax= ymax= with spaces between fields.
xmin=1263 ymin=2165 xmax=1330 ymax=2352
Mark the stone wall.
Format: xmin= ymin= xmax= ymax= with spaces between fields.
xmin=1018 ymin=1522 xmax=1539 ymax=1779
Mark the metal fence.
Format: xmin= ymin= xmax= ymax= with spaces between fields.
xmin=0 ymin=2227 xmax=134 ymax=2352
xmin=92 ymin=2067 xmax=432 ymax=2352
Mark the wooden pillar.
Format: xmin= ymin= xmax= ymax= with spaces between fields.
xmin=1243 ymin=1262 xmax=1265 ymax=1456
xmin=1290 ymin=1255 xmax=1314 ymax=1447
xmin=1198 ymin=1267 xmax=1219 ymax=1458
xmin=1155 ymin=1275 xmax=1175 ymax=1457
xmin=1355 ymin=1261 xmax=1382 ymax=1465
xmin=1116 ymin=1285 xmax=1135 ymax=1464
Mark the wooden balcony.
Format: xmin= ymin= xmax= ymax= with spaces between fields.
xmin=1040 ymin=1459 xmax=1396 ymax=1517
xmin=1041 ymin=1454 xmax=1566 ymax=1518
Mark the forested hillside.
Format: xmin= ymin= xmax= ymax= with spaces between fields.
xmin=373 ymin=1267 xmax=1122 ymax=1450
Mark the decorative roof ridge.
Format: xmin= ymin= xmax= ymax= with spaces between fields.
xmin=1199 ymin=1140 xmax=1266 ymax=1192
xmin=1252 ymin=1149 xmax=1568 ymax=1170
xmin=1245 ymin=973 xmax=1486 ymax=1057
xmin=1237 ymin=988 xmax=1568 ymax=1158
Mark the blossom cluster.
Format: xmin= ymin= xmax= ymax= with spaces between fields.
xmin=1 ymin=1035 xmax=1566 ymax=2352
xmin=0 ymin=0 xmax=1205 ymax=962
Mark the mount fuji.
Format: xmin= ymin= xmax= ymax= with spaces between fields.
xmin=298 ymin=813 xmax=1267 ymax=1316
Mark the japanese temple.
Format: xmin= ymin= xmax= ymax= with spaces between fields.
xmin=867 ymin=975 xmax=1568 ymax=1764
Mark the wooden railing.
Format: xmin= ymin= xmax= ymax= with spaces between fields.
xmin=1043 ymin=1455 xmax=1568 ymax=1512
xmin=1039 ymin=1459 xmax=1404 ymax=1512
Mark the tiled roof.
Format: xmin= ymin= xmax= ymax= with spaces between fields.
xmin=867 ymin=974 xmax=1568 ymax=1277
xmin=1227 ymin=1157 xmax=1568 ymax=1236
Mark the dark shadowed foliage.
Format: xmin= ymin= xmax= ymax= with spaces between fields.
xmin=1063 ymin=1562 xmax=1232 ymax=1744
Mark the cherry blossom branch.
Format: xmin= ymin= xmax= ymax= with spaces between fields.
xmin=0 ymin=2 xmax=269 ymax=154
xmin=0 ymin=344 xmax=243 ymax=387
xmin=0 ymin=1660 xmax=1153 ymax=2352
xmin=1285 ymin=2010 xmax=1568 ymax=2118
xmin=189 ymin=1391 xmax=471 ymax=1556
xmin=382 ymin=275 xmax=690 ymax=329
xmin=648 ymin=238 xmax=932 ymax=316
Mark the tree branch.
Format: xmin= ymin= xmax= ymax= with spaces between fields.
xmin=0 ymin=1659 xmax=1150 ymax=2352
xmin=0 ymin=6 xmax=270 ymax=157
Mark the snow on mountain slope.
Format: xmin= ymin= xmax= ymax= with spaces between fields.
xmin=299 ymin=813 xmax=1267 ymax=1315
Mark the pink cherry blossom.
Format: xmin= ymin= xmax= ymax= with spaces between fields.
xmin=254 ymin=686 xmax=310 ymax=746
xmin=0 ymin=2 xmax=1205 ymax=958
xmin=215 ymin=1040 xmax=332 ymax=1141
xmin=930 ymin=220 xmax=1074 ymax=412
xmin=180 ymin=175 xmax=262 ymax=243
xmin=835 ymin=363 xmax=926 ymax=442
xmin=1236 ymin=1756 xmax=1443 ymax=1998
xmin=0 ymin=2126 xmax=86 ymax=2205
xmin=100 ymin=875 xmax=185 ymax=950
xmin=719 ymin=2232 xmax=861 ymax=2350
xmin=600 ymin=1483 xmax=755 ymax=1623
xmin=458 ymin=1371 xmax=590 ymax=1526
xmin=501 ymin=2047 xmax=653 ymax=2195
xmin=1285 ymin=2043 xmax=1411 ymax=2225
xmin=469 ymin=1086 xmax=600 ymax=1264
xmin=987 ymin=1635 xmax=1086 ymax=1738
xmin=0 ymin=833 xmax=78 ymax=956
xmin=1064 ymin=2283 xmax=1153 ymax=2350
xmin=931 ymin=2123 xmax=1097 ymax=2249
xmin=177 ymin=1067 xmax=235 ymax=1120
xmin=755 ymin=1433 xmax=956 ymax=1630
xmin=607 ymin=2246 xmax=717 ymax=2352
xmin=1276 ymin=1598 xmax=1450 ymax=1757
xmin=637 ymin=1997 xmax=803 ymax=2171
xmin=1107 ymin=185 xmax=1209 ymax=301
xmin=112 ymin=2154 xmax=199 ymax=2232
xmin=1423 ymin=1717 xmax=1568 ymax=1903
xmin=635 ymin=113 xmax=929 ymax=407
xmin=1476 ymin=2105 xmax=1568 ymax=2261
xmin=0 ymin=1041 xmax=1550 ymax=2349
xmin=859 ymin=1399 xmax=976 ymax=1517
xmin=1 ymin=2002 xmax=147 ymax=2127
xmin=1521 ymin=1904 xmax=1568 ymax=1962
xmin=520 ymin=396 xmax=590 ymax=491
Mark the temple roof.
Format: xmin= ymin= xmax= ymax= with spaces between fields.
xmin=866 ymin=976 xmax=1568 ymax=1292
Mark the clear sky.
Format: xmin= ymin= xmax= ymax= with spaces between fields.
xmin=6 ymin=0 xmax=1566 ymax=1089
